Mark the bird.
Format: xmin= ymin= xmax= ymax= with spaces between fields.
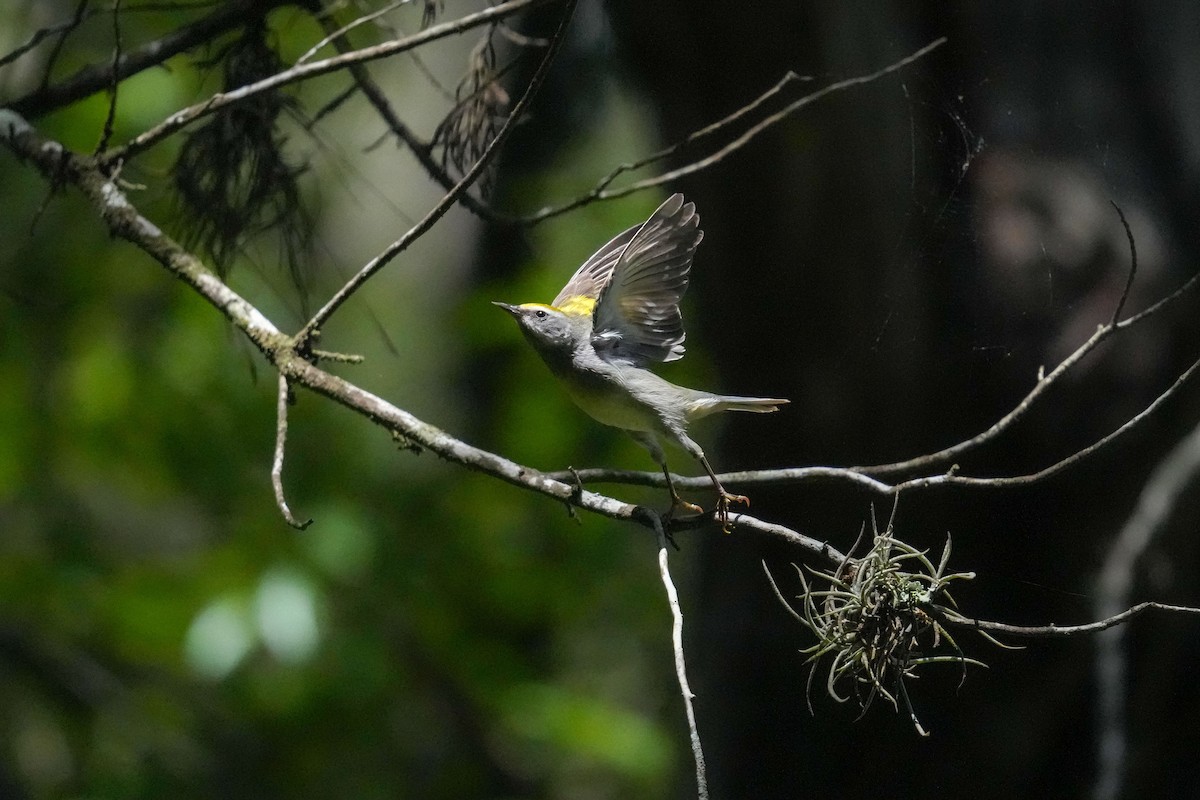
xmin=494 ymin=193 xmax=788 ymax=529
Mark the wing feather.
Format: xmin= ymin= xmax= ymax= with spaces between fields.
xmin=551 ymin=225 xmax=640 ymax=308
xmin=591 ymin=194 xmax=702 ymax=365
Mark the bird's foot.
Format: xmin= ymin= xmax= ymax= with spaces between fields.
xmin=714 ymin=492 xmax=749 ymax=533
xmin=667 ymin=494 xmax=705 ymax=520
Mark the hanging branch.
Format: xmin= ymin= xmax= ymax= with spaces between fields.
xmin=272 ymin=374 xmax=312 ymax=531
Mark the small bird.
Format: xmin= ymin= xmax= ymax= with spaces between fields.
xmin=495 ymin=194 xmax=788 ymax=528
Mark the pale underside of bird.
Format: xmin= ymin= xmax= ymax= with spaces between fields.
xmin=496 ymin=193 xmax=788 ymax=529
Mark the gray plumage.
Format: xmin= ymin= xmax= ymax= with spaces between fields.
xmin=496 ymin=194 xmax=787 ymax=524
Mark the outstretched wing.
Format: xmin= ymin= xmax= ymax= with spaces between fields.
xmin=591 ymin=194 xmax=702 ymax=365
xmin=552 ymin=226 xmax=640 ymax=309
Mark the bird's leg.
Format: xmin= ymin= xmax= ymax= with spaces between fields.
xmin=627 ymin=431 xmax=702 ymax=519
xmin=698 ymin=455 xmax=748 ymax=532
xmin=662 ymin=464 xmax=704 ymax=518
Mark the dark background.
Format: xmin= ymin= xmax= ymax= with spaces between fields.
xmin=2 ymin=1 xmax=1199 ymax=798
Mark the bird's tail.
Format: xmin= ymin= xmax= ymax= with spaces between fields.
xmin=687 ymin=393 xmax=789 ymax=420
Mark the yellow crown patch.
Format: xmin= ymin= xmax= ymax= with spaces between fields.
xmin=556 ymin=295 xmax=596 ymax=317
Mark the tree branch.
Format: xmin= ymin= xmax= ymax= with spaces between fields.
xmin=549 ymin=210 xmax=1200 ymax=495
xmin=100 ymin=0 xmax=554 ymax=164
xmin=273 ymin=374 xmax=312 ymax=530
xmin=939 ymin=602 xmax=1200 ymax=638
xmin=8 ymin=0 xmax=286 ymax=118
xmin=510 ymin=37 xmax=948 ymax=225
xmin=307 ymin=6 xmax=497 ymax=220
xmin=649 ymin=515 xmax=708 ymax=800
xmin=549 ymin=347 xmax=1200 ymax=496
xmin=0 ymin=108 xmax=841 ymax=565
xmin=295 ymin=0 xmax=575 ymax=342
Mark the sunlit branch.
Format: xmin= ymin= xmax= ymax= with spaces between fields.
xmin=856 ymin=203 xmax=1200 ymax=477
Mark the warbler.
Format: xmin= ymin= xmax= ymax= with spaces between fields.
xmin=495 ymin=193 xmax=788 ymax=527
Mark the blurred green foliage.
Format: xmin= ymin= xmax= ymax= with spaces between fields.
xmin=0 ymin=4 xmax=689 ymax=798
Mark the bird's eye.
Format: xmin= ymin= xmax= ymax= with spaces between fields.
xmin=535 ymin=310 xmax=547 ymax=319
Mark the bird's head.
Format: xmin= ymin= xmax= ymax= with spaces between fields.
xmin=493 ymin=300 xmax=591 ymax=356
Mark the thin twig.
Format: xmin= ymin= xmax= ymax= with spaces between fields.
xmin=272 ymin=374 xmax=312 ymax=530
xmin=513 ymin=37 xmax=948 ymax=225
xmin=1109 ymin=200 xmax=1137 ymax=325
xmin=297 ymin=0 xmax=407 ymax=65
xmin=12 ymin=0 xmax=285 ymax=118
xmin=1 ymin=15 xmax=82 ymax=69
xmin=940 ymin=602 xmax=1200 ymax=638
xmin=296 ymin=0 xmax=576 ymax=343
xmin=856 ymin=204 xmax=1199 ymax=477
xmin=648 ymin=513 xmax=708 ymax=800
xmin=102 ymin=0 xmax=553 ymax=163
xmin=307 ymin=9 xmax=496 ymax=219
xmin=550 ymin=349 xmax=1200 ymax=495
xmin=38 ymin=0 xmax=91 ymax=91
xmin=94 ymin=0 xmax=122 ymax=155
xmin=1111 ymin=268 xmax=1200 ymax=331
xmin=496 ymin=20 xmax=549 ymax=47
xmin=860 ymin=325 xmax=1111 ymax=477
xmin=887 ymin=354 xmax=1200 ymax=490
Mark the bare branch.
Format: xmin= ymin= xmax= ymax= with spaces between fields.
xmin=0 ymin=5 xmax=86 ymax=69
xmin=93 ymin=0 xmax=123 ymax=155
xmin=0 ymin=108 xmax=842 ymax=564
xmin=858 ymin=212 xmax=1200 ymax=478
xmin=1109 ymin=200 xmax=1137 ymax=325
xmin=101 ymin=0 xmax=554 ymax=163
xmin=296 ymin=0 xmax=576 ymax=342
xmin=513 ymin=37 xmax=948 ymax=225
xmin=9 ymin=0 xmax=285 ymax=118
xmin=889 ymin=353 xmax=1200 ymax=490
xmin=862 ymin=325 xmax=1111 ymax=477
xmin=307 ymin=8 xmax=497 ymax=219
xmin=939 ymin=602 xmax=1200 ymax=638
xmin=296 ymin=1 xmax=407 ymax=66
xmin=38 ymin=0 xmax=91 ymax=92
xmin=273 ymin=374 xmax=312 ymax=530
xmin=649 ymin=514 xmax=708 ymax=800
xmin=551 ymin=348 xmax=1200 ymax=495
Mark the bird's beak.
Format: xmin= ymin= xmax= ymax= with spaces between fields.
xmin=492 ymin=301 xmax=520 ymax=316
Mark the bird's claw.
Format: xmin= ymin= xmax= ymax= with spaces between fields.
xmin=714 ymin=492 xmax=749 ymax=533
